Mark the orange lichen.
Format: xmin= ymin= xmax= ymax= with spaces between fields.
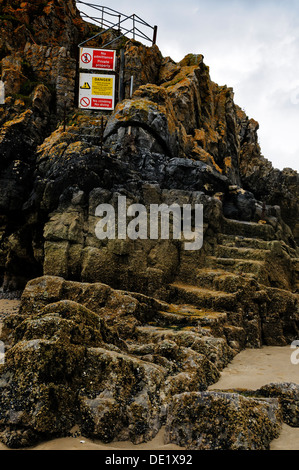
xmin=191 ymin=142 xmax=223 ymax=174
xmin=224 ymin=156 xmax=232 ymax=169
xmin=161 ymin=66 xmax=197 ymax=89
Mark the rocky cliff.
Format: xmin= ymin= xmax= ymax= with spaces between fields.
xmin=0 ymin=0 xmax=298 ymax=450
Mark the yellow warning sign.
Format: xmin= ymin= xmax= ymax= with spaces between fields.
xmin=80 ymin=82 xmax=91 ymax=90
xmin=79 ymin=73 xmax=115 ymax=110
xmin=92 ymin=76 xmax=114 ymax=96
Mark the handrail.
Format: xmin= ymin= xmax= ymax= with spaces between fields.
xmin=76 ymin=2 xmax=158 ymax=47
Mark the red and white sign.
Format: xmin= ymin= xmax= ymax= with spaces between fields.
xmin=91 ymin=98 xmax=113 ymax=109
xmin=81 ymin=52 xmax=92 ymax=64
xmin=80 ymin=96 xmax=90 ymax=108
xmin=79 ymin=48 xmax=116 ymax=71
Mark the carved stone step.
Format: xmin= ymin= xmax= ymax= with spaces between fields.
xmin=217 ymin=245 xmax=271 ymax=261
xmin=169 ymin=282 xmax=239 ymax=312
xmin=222 ymin=218 xmax=275 ymax=240
xmin=194 ymin=268 xmax=258 ymax=293
xmin=154 ymin=308 xmax=227 ymax=339
xmin=217 ymin=234 xmax=273 ymax=250
xmin=206 ymin=256 xmax=266 ymax=278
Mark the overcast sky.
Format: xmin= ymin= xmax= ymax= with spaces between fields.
xmin=77 ymin=0 xmax=299 ymax=172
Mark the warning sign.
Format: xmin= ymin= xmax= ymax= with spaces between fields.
xmin=78 ymin=73 xmax=115 ymax=110
xmin=92 ymin=50 xmax=116 ymax=70
xmin=91 ymin=98 xmax=113 ymax=109
xmin=92 ymin=76 xmax=114 ymax=96
xmin=79 ymin=48 xmax=116 ymax=71
xmin=80 ymin=96 xmax=90 ymax=108
xmin=80 ymin=82 xmax=91 ymax=90
xmin=81 ymin=52 xmax=92 ymax=64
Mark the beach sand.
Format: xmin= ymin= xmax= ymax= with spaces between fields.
xmin=0 ymin=299 xmax=298 ymax=450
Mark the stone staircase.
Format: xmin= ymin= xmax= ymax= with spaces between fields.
xmin=135 ymin=218 xmax=299 ymax=360
xmin=206 ymin=219 xmax=275 ymax=285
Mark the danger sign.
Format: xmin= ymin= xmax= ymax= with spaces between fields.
xmin=92 ymin=76 xmax=114 ymax=96
xmin=79 ymin=48 xmax=116 ymax=71
xmin=80 ymin=82 xmax=91 ymax=90
xmin=78 ymin=73 xmax=115 ymax=110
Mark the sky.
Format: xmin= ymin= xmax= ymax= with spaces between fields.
xmin=76 ymin=0 xmax=299 ymax=172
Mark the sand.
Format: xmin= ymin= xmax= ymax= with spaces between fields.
xmin=209 ymin=345 xmax=299 ymax=391
xmin=15 ymin=427 xmax=183 ymax=451
xmin=0 ymin=299 xmax=298 ymax=450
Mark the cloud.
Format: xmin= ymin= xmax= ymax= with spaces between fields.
xmin=77 ymin=0 xmax=299 ymax=171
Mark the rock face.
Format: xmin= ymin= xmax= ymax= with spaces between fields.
xmin=239 ymin=140 xmax=299 ymax=245
xmin=0 ymin=0 xmax=299 ymax=450
xmin=0 ymin=275 xmax=295 ymax=449
xmin=255 ymin=383 xmax=299 ymax=427
xmin=0 ymin=275 xmax=228 ymax=447
xmin=165 ymin=391 xmax=282 ymax=450
xmin=0 ymin=0 xmax=83 ymax=52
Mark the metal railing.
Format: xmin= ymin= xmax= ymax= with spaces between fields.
xmin=76 ymin=2 xmax=158 ymax=48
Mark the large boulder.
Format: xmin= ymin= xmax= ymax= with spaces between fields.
xmin=165 ymin=391 xmax=282 ymax=450
xmin=0 ymin=297 xmax=166 ymax=448
xmin=255 ymin=383 xmax=299 ymax=427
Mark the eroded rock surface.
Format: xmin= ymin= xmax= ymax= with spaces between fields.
xmin=0 ymin=276 xmax=228 ymax=447
xmin=0 ymin=275 xmax=298 ymax=448
xmin=165 ymin=391 xmax=282 ymax=450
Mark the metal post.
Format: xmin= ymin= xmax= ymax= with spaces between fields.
xmin=101 ymin=6 xmax=104 ymax=28
xmin=130 ymin=75 xmax=134 ymax=99
xmin=75 ymin=46 xmax=80 ymax=109
xmin=133 ymin=15 xmax=135 ymax=40
xmin=118 ymin=49 xmax=125 ymax=102
xmin=152 ymin=25 xmax=158 ymax=45
xmin=0 ymin=80 xmax=5 ymax=105
xmin=100 ymin=115 xmax=104 ymax=155
xmin=118 ymin=14 xmax=121 ymax=33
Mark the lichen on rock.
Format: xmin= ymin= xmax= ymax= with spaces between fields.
xmin=164 ymin=391 xmax=282 ymax=450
